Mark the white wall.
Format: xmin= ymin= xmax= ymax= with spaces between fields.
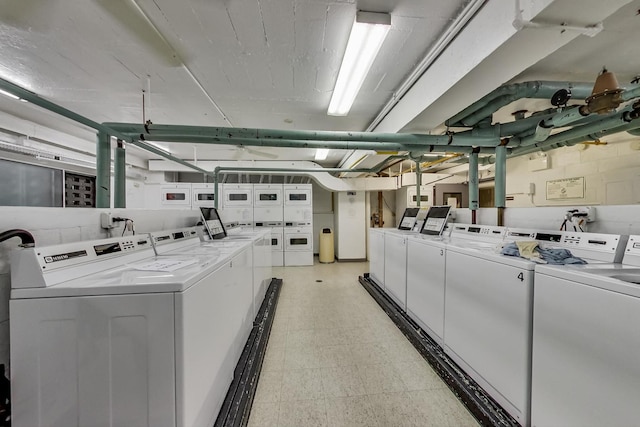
xmin=369 ymin=190 xmax=396 ymax=228
xmin=312 ymin=182 xmax=333 ymax=254
xmin=333 ymin=191 xmax=366 ymax=260
xmin=452 ymin=205 xmax=640 ymax=235
xmin=0 ymin=207 xmax=202 ymax=373
xmin=506 ymin=141 xmax=640 ymax=207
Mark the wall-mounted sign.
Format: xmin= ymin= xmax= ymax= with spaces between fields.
xmin=546 ymin=177 xmax=585 ymax=200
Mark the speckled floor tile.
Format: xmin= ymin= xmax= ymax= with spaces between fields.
xmin=281 ymin=368 xmax=325 ymax=401
xmin=325 ymin=395 xmax=381 ymax=427
xmin=278 ymin=399 xmax=328 ymax=427
xmin=248 ymin=261 xmax=479 ymax=426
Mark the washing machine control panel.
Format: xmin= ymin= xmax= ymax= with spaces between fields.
xmin=450 ymin=224 xmax=506 ymax=241
xmin=150 ymin=227 xmax=201 ymax=254
xmin=624 ymin=235 xmax=640 ymax=266
xmin=35 ymin=235 xmax=153 ymax=271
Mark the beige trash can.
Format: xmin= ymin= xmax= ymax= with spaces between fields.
xmin=319 ymin=228 xmax=335 ymax=263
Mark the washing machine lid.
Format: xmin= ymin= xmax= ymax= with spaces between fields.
xmin=12 ymin=251 xmax=233 ymax=299
xmin=446 ymin=241 xmax=537 ymax=269
xmin=406 ymin=233 xmax=448 ymax=248
xmin=535 ymin=263 xmax=640 ymax=297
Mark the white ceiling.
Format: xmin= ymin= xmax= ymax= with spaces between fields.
xmin=0 ymin=0 xmax=639 ymax=170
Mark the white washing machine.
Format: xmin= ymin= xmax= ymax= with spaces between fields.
xmin=531 ymin=235 xmax=637 ymax=427
xmin=383 ymin=206 xmax=450 ymax=311
xmin=405 ymin=233 xmax=449 ymax=345
xmin=284 ymin=222 xmax=313 ymax=266
xmin=383 ymin=229 xmax=412 ymax=310
xmin=10 ymin=234 xmax=253 ymax=427
xmin=368 ymin=227 xmax=386 ymax=288
xmin=150 ymin=226 xmax=255 ymax=339
xmin=284 ymin=184 xmax=312 ymax=222
xmin=152 ymin=225 xmax=271 ymax=320
xmin=254 ymin=184 xmax=283 ymax=222
xmin=220 ymin=184 xmax=253 ymax=226
xmin=444 ymin=226 xmax=625 ymax=427
xmin=191 ymin=183 xmax=216 ymax=209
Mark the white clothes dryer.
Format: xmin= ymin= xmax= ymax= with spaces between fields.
xmin=284 ymin=222 xmax=313 ymax=266
xmin=253 ymin=184 xmax=283 ymax=222
xmin=220 ymin=184 xmax=253 ymax=226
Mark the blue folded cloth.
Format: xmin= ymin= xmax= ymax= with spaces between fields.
xmin=500 ymin=242 xmax=587 ymax=265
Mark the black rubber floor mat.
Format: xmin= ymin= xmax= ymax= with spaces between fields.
xmin=359 ymin=273 xmax=519 ymax=427
xmin=214 ymin=278 xmax=283 ymax=427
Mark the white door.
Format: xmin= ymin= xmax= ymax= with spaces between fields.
xmin=284 ymin=228 xmax=313 ymax=252
xmin=161 ymin=184 xmax=192 ymax=209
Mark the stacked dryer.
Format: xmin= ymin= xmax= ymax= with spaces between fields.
xmin=253 ymin=184 xmax=284 ymax=267
xmin=283 ymin=184 xmax=313 ymax=266
xmin=220 ymin=184 xmax=254 ymax=226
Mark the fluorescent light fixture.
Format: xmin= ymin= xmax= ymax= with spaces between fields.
xmin=315 ymin=148 xmax=330 ymax=161
xmin=0 ymin=88 xmax=20 ymax=100
xmin=328 ymin=11 xmax=391 ymax=116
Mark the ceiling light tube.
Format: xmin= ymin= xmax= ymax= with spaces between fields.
xmin=315 ymin=148 xmax=330 ymax=160
xmin=0 ymin=88 xmax=20 ymax=100
xmin=328 ymin=11 xmax=391 ymax=116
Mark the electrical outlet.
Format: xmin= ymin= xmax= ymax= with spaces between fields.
xmin=584 ymin=206 xmax=596 ymax=223
xmin=100 ymin=212 xmax=115 ymax=229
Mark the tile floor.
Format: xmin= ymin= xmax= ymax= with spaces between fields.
xmin=248 ymin=260 xmax=479 ymax=427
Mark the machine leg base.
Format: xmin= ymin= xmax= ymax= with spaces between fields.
xmin=359 ymin=274 xmax=519 ymax=427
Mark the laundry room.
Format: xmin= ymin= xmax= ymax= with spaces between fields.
xmin=2 ymin=1 xmax=640 ymax=426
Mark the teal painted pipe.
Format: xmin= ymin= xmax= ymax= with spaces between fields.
xmin=415 ymin=161 xmax=421 ymax=207
xmin=515 ymin=108 xmax=638 ymax=148
xmin=104 ymin=122 xmax=501 ymax=147
xmin=119 ymin=133 xmax=502 ymax=153
xmin=446 ymin=81 xmax=595 ymax=127
xmin=96 ymin=132 xmax=111 ymax=208
xmin=511 ymin=121 xmax=640 ymax=157
xmin=114 ymin=141 xmax=126 ymax=208
xmin=494 ymin=146 xmax=507 ymax=209
xmin=468 ymin=151 xmax=479 ymax=211
xmin=622 ymin=84 xmax=640 ymax=101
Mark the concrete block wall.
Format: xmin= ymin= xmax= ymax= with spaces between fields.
xmin=0 ymin=207 xmax=201 ymax=373
xmin=506 ymin=141 xmax=640 ymax=207
xmin=452 ymin=205 xmax=640 ymax=235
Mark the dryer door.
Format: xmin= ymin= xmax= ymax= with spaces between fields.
xmin=284 ymin=228 xmax=312 ymax=252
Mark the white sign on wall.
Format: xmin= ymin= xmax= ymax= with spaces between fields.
xmin=546 ymin=177 xmax=585 ymax=200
